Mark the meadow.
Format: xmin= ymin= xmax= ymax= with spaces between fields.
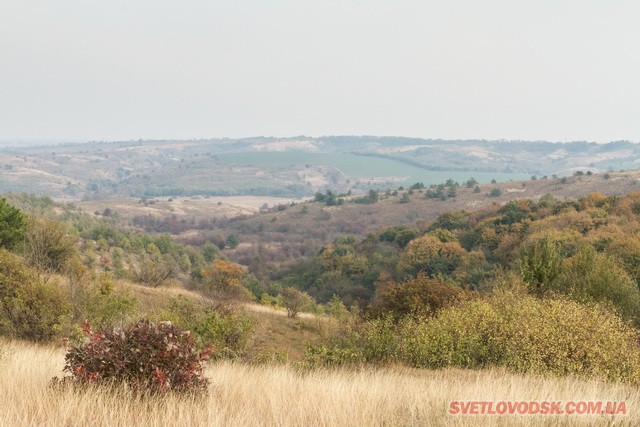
xmin=1 ymin=339 xmax=637 ymax=426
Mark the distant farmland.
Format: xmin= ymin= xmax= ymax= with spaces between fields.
xmin=217 ymin=152 xmax=530 ymax=188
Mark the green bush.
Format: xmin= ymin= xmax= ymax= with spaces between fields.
xmin=84 ymin=275 xmax=137 ymax=329
xmin=304 ymin=315 xmax=397 ymax=367
xmin=399 ymin=292 xmax=640 ymax=382
xmin=488 ymin=188 xmax=502 ymax=197
xmin=0 ymin=198 xmax=26 ymax=250
xmin=22 ymin=216 xmax=77 ymax=280
xmin=158 ymin=296 xmax=254 ymax=357
xmin=280 ymin=287 xmax=314 ymax=318
xmin=551 ymin=245 xmax=640 ymax=324
xmin=518 ymin=236 xmax=563 ymax=295
xmin=0 ymin=249 xmax=69 ymax=341
xmin=307 ymin=291 xmax=640 ymax=382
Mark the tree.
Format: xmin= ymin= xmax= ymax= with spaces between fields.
xmin=0 ymin=249 xmax=68 ymax=341
xmin=280 ymin=287 xmax=313 ymax=318
xmin=201 ymin=259 xmax=249 ymax=303
xmin=226 ymin=233 xmax=240 ymax=249
xmin=136 ymin=245 xmax=177 ymax=288
xmin=518 ymin=236 xmax=563 ymax=296
xmin=22 ymin=217 xmax=77 ymax=282
xmin=371 ymin=273 xmax=466 ymax=319
xmin=465 ymin=178 xmax=478 ymax=188
xmin=553 ymin=245 xmax=640 ymax=324
xmin=428 ymin=211 xmax=470 ymax=231
xmin=202 ymin=242 xmax=220 ymax=263
xmin=0 ymin=198 xmax=26 ymax=250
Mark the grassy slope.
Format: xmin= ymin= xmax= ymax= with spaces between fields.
xmin=128 ymin=283 xmax=329 ymax=362
xmin=1 ymin=339 xmax=637 ymax=426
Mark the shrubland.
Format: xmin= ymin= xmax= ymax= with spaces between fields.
xmin=3 ymin=186 xmax=640 ymax=417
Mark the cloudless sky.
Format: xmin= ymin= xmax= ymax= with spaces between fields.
xmin=1 ymin=0 xmax=639 ymax=143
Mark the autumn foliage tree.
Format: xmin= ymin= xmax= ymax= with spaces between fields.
xmin=371 ymin=273 xmax=467 ymax=319
xmin=201 ymin=259 xmax=250 ymax=303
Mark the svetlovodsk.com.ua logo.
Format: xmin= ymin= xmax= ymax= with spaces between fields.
xmin=449 ymin=401 xmax=627 ymax=416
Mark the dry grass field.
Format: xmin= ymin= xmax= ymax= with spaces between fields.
xmin=1 ymin=339 xmax=637 ymax=426
xmin=74 ymin=195 xmax=310 ymax=222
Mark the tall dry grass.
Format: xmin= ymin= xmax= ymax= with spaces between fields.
xmin=0 ymin=339 xmax=637 ymax=426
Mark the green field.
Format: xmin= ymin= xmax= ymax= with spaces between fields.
xmin=218 ymin=152 xmax=530 ymax=186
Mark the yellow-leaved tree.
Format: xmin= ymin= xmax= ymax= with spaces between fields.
xmin=201 ymin=259 xmax=251 ymax=304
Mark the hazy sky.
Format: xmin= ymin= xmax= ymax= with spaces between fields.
xmin=1 ymin=1 xmax=639 ymax=143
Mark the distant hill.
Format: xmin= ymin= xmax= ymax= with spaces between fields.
xmin=1 ymin=137 xmax=638 ymax=199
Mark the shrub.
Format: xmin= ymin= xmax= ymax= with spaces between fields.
xmin=63 ymin=320 xmax=213 ymax=394
xmin=488 ymin=188 xmax=502 ymax=197
xmin=84 ymin=275 xmax=137 ymax=329
xmin=552 ymin=245 xmax=640 ymax=324
xmin=398 ymin=235 xmax=466 ymax=278
xmin=378 ymin=225 xmax=419 ymax=248
xmin=0 ymin=249 xmax=69 ymax=341
xmin=135 ymin=252 xmax=177 ymax=288
xmin=304 ymin=315 xmax=397 ymax=367
xmin=226 ymin=233 xmax=240 ymax=249
xmin=158 ymin=296 xmax=254 ymax=357
xmin=371 ymin=274 xmax=466 ymax=319
xmin=399 ymin=292 xmax=640 ymax=382
xmin=22 ymin=216 xmax=77 ymax=281
xmin=308 ymin=292 xmax=640 ymax=382
xmin=428 ymin=211 xmax=470 ymax=232
xmin=518 ymin=236 xmax=563 ymax=295
xmin=0 ymin=198 xmax=26 ymax=250
xmin=324 ymin=294 xmax=351 ymax=319
xmin=200 ymin=259 xmax=251 ymax=303
xmin=280 ymin=287 xmax=313 ymax=318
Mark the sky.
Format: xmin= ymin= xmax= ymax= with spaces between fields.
xmin=1 ymin=1 xmax=639 ymax=144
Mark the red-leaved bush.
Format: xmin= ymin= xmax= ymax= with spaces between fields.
xmin=63 ymin=320 xmax=213 ymax=394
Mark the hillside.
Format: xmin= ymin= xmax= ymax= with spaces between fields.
xmin=4 ymin=171 xmax=640 ymax=426
xmin=189 ymin=170 xmax=640 ymax=273
xmin=2 ymin=137 xmax=638 ymax=199
xmin=30 ymin=169 xmax=640 ymax=282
